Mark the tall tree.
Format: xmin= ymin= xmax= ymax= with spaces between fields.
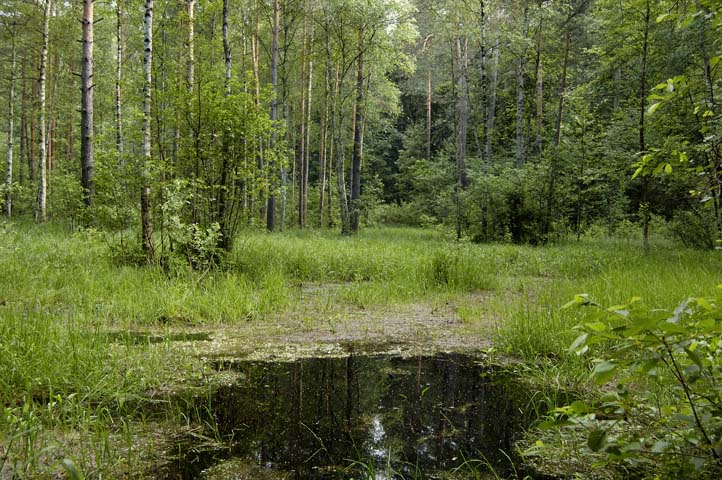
xmin=349 ymin=28 xmax=365 ymax=234
xmin=516 ymin=0 xmax=530 ymax=167
xmin=115 ymin=2 xmax=124 ymax=170
xmin=267 ymin=0 xmax=280 ymax=232
xmin=80 ymin=0 xmax=94 ymax=208
xmin=36 ymin=0 xmax=52 ymax=222
xmin=141 ymin=0 xmax=154 ymax=259
xmin=4 ymin=19 xmax=16 ymax=218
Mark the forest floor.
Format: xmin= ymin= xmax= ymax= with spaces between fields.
xmin=2 ymin=222 xmax=722 ymax=478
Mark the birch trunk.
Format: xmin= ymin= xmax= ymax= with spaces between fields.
xmin=298 ymin=16 xmax=308 ymax=228
xmin=350 ymin=30 xmax=365 ymax=234
xmin=639 ymin=0 xmax=650 ymax=254
xmin=218 ymin=0 xmax=232 ymax=250
xmin=187 ymin=0 xmax=195 ymax=89
xmin=5 ymin=28 xmax=16 ymax=218
xmin=267 ymin=0 xmax=279 ymax=232
xmin=223 ymin=0 xmax=231 ymax=95
xmin=319 ymin=34 xmax=331 ymax=227
xmin=304 ymin=22 xmax=314 ymax=228
xmin=534 ymin=0 xmax=544 ymax=159
xmin=116 ymin=3 xmax=124 ymax=169
xmin=141 ymin=0 xmax=155 ymax=259
xmin=36 ymin=0 xmax=51 ymax=222
xmin=332 ymin=64 xmax=349 ymax=234
xmin=515 ymin=2 xmax=529 ymax=167
xmin=543 ymin=29 xmax=570 ymax=238
xmin=485 ymin=41 xmax=499 ymax=164
xmin=455 ymin=38 xmax=469 ymax=190
xmin=81 ymin=0 xmax=94 ymax=207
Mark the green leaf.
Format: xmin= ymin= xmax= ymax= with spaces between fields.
xmin=664 ymin=163 xmax=672 ymax=174
xmin=632 ymin=166 xmax=644 ymax=179
xmin=592 ymin=361 xmax=617 ymax=384
xmin=637 ymin=358 xmax=659 ymax=375
xmin=697 ymin=297 xmax=714 ymax=311
xmin=685 ymin=348 xmax=704 ymax=369
xmin=570 ymin=333 xmax=589 ymax=354
xmin=585 ymin=322 xmax=608 ymax=332
xmin=647 ymin=102 xmax=662 ymax=115
xmin=587 ymin=429 xmax=608 ymax=452
xmin=570 ymin=400 xmax=590 ymax=414
xmin=651 ymin=440 xmax=669 ymax=453
xmin=538 ymin=418 xmax=573 ymax=430
xmin=61 ymin=460 xmax=85 ymax=480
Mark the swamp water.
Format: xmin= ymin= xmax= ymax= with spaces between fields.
xmin=163 ymin=352 xmax=536 ymax=479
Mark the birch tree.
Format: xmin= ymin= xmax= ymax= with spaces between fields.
xmin=80 ymin=0 xmax=94 ymax=207
xmin=141 ymin=0 xmax=154 ymax=259
xmin=35 ymin=0 xmax=51 ymax=222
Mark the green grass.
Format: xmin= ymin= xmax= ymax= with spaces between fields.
xmin=1 ymin=221 xmax=721 ymax=477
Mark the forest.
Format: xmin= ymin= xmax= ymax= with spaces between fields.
xmin=0 ymin=0 xmax=721 ymax=478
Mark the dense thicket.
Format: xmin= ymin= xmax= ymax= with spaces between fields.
xmin=0 ymin=0 xmax=719 ymax=256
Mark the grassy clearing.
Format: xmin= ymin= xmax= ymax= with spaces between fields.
xmin=1 ymin=221 xmax=721 ymax=477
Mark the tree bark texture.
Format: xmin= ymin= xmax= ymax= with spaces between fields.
xmin=350 ymin=30 xmax=365 ymax=234
xmin=267 ymin=0 xmax=280 ymax=232
xmin=36 ymin=0 xmax=51 ymax=222
xmin=141 ymin=0 xmax=155 ymax=259
xmin=81 ymin=0 xmax=95 ymax=207
xmin=5 ymin=28 xmax=16 ymax=218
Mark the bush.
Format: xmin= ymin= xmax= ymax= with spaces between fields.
xmin=669 ymin=209 xmax=717 ymax=249
xmin=534 ymin=293 xmax=722 ymax=478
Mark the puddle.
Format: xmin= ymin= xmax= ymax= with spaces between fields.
xmin=163 ymin=353 xmax=537 ymax=479
xmin=106 ymin=331 xmax=211 ymax=345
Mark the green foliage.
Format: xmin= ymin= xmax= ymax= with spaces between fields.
xmin=669 ymin=208 xmax=718 ymax=249
xmin=161 ymin=179 xmax=225 ymax=270
xmin=537 ymin=292 xmax=722 ymax=477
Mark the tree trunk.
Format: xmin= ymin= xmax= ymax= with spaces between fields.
xmin=141 ymin=0 xmax=155 ymax=260
xmin=543 ymin=28 xmax=570 ymax=238
xmin=5 ymin=27 xmax=16 ymax=218
xmin=319 ymin=34 xmax=331 ymax=227
xmin=426 ymin=68 xmax=432 ymax=162
xmin=455 ymin=38 xmax=469 ymax=190
xmin=332 ymin=64 xmax=349 ymax=234
xmin=515 ymin=1 xmax=529 ymax=167
xmin=36 ymin=0 xmax=51 ymax=223
xmin=223 ymin=0 xmax=231 ymax=95
xmin=298 ymin=16 xmax=308 ymax=228
xmin=19 ymin=60 xmax=26 ymax=186
xmin=187 ymin=0 xmax=195 ymax=89
xmin=267 ymin=0 xmax=280 ymax=232
xmin=303 ymin=20 xmax=314 ymax=228
xmin=29 ymin=78 xmax=36 ymax=185
xmin=350 ymin=30 xmax=365 ymax=234
xmin=81 ymin=0 xmax=94 ymax=208
xmin=485 ymin=41 xmax=499 ymax=164
xmin=116 ymin=3 xmax=124 ymax=169
xmin=639 ymin=0 xmax=650 ymax=254
xmin=534 ymin=0 xmax=544 ymax=159
xmin=218 ymin=0 xmax=232 ymax=250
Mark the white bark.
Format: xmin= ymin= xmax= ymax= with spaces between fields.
xmin=5 ymin=29 xmax=16 ymax=218
xmin=116 ymin=3 xmax=124 ymax=168
xmin=81 ymin=0 xmax=94 ymax=207
xmin=36 ymin=0 xmax=52 ymax=222
xmin=141 ymin=0 xmax=154 ymax=258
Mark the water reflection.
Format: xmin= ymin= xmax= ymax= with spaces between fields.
xmin=167 ymin=353 xmax=532 ymax=479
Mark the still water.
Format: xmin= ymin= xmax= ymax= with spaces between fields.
xmin=164 ymin=352 xmax=535 ymax=479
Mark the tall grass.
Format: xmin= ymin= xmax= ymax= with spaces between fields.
xmin=2 ymin=221 xmax=721 ymax=476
